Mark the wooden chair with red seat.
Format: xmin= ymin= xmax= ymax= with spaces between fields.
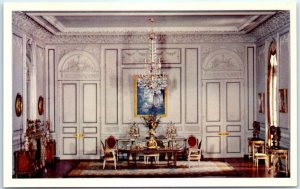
xmin=105 ymin=135 xmax=118 ymax=160
xmin=186 ymin=135 xmax=202 ymax=168
xmin=101 ymin=136 xmax=118 ymax=169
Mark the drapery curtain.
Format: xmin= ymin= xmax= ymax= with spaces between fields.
xmin=267 ymin=40 xmax=278 ymax=147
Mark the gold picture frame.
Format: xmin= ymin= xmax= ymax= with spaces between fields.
xmin=134 ymin=76 xmax=167 ymax=117
xmin=258 ymin=92 xmax=265 ymax=113
xmin=15 ymin=93 xmax=23 ymax=117
xmin=279 ymin=89 xmax=288 ymax=113
xmin=38 ymin=96 xmax=44 ymax=115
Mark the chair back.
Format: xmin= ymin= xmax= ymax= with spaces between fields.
xmin=187 ymin=135 xmax=198 ymax=148
xmin=198 ymin=139 xmax=202 ymax=150
xmin=101 ymin=141 xmax=105 ymax=152
xmin=106 ymin=135 xmax=117 ymax=149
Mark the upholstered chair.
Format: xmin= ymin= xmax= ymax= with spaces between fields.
xmin=105 ymin=135 xmax=118 ymax=160
xmin=101 ymin=140 xmax=117 ymax=169
xmin=186 ymin=135 xmax=202 ymax=168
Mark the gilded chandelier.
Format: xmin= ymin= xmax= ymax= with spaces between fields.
xmin=137 ymin=18 xmax=167 ymax=95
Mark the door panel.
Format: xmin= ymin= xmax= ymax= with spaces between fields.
xmin=226 ymin=136 xmax=241 ymax=153
xmin=60 ymin=81 xmax=80 ymax=159
xmin=63 ymin=137 xmax=77 ymax=155
xmin=82 ymin=83 xmax=97 ymax=123
xmin=206 ymin=136 xmax=221 ymax=154
xmin=226 ymin=82 xmax=241 ymax=121
xmin=203 ymin=80 xmax=244 ymax=158
xmin=62 ymin=84 xmax=77 ymax=123
xmin=206 ymin=82 xmax=220 ymax=122
xmin=79 ymin=81 xmax=100 ymax=159
xmin=59 ymin=81 xmax=100 ymax=159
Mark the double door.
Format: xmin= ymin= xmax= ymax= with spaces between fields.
xmin=58 ymin=81 xmax=100 ymax=159
xmin=202 ymin=80 xmax=245 ymax=158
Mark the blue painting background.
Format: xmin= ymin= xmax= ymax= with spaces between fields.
xmin=137 ymin=87 xmax=166 ymax=116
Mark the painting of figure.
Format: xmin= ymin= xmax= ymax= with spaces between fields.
xmin=134 ymin=76 xmax=167 ymax=117
xmin=279 ymin=89 xmax=288 ymax=113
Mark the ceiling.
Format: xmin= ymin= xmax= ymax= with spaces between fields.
xmin=25 ymin=11 xmax=277 ymax=36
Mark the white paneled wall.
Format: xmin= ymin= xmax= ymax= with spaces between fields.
xmin=45 ymin=42 xmax=259 ymax=159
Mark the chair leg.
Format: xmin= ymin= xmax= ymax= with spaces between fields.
xmin=188 ymin=159 xmax=190 ymax=168
xmin=114 ymin=160 xmax=116 ymax=170
xmin=103 ymin=160 xmax=106 ymax=169
xmin=265 ymin=158 xmax=269 ymax=167
xmin=255 ymin=158 xmax=258 ymax=168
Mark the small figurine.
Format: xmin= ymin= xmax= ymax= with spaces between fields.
xmin=128 ymin=122 xmax=140 ymax=140
xmin=166 ymin=121 xmax=177 ymax=139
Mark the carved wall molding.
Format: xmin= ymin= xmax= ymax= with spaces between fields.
xmin=12 ymin=11 xmax=257 ymax=44
xmin=202 ymin=49 xmax=244 ymax=79
xmin=257 ymin=45 xmax=265 ymax=66
xmin=279 ymin=32 xmax=289 ymax=48
xmin=37 ymin=46 xmax=45 ymax=65
xmin=13 ymin=10 xmax=290 ymax=45
xmin=58 ymin=50 xmax=100 ymax=80
xmin=201 ymin=45 xmax=245 ymax=62
xmin=122 ymin=48 xmax=181 ymax=64
xmin=57 ymin=45 xmax=101 ymax=62
xmin=13 ymin=34 xmax=23 ymax=51
xmin=47 ymin=34 xmax=256 ymax=44
xmin=12 ymin=12 xmax=53 ymax=41
xmin=250 ymin=11 xmax=290 ymax=41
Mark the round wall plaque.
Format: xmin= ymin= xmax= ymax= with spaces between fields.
xmin=38 ymin=96 xmax=44 ymax=115
xmin=15 ymin=93 xmax=23 ymax=117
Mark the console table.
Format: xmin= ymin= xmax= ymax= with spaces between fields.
xmin=118 ymin=148 xmax=184 ymax=168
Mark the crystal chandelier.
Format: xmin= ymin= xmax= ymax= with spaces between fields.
xmin=137 ymin=18 xmax=167 ymax=95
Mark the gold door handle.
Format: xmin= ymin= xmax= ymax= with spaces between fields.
xmin=74 ymin=133 xmax=84 ymax=138
xmin=218 ymin=132 xmax=229 ymax=136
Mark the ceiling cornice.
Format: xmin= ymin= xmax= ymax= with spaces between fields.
xmin=250 ymin=11 xmax=290 ymax=40
xmin=12 ymin=11 xmax=53 ymax=40
xmin=12 ymin=11 xmax=290 ymax=44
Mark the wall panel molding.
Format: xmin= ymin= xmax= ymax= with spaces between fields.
xmin=122 ymin=48 xmax=181 ymax=64
xmin=247 ymin=47 xmax=255 ymax=130
xmin=185 ymin=48 xmax=198 ymax=124
xmin=105 ymin=49 xmax=118 ymax=124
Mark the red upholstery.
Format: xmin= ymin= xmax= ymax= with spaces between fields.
xmin=187 ymin=135 xmax=198 ymax=148
xmin=106 ymin=136 xmax=117 ymax=149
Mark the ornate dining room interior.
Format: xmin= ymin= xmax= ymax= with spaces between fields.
xmin=9 ymin=4 xmax=295 ymax=184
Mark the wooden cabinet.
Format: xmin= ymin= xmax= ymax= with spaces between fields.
xmin=45 ymin=140 xmax=56 ymax=164
xmin=14 ymin=150 xmax=36 ymax=177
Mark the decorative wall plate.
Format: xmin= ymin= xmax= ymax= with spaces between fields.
xmin=15 ymin=93 xmax=23 ymax=117
xmin=38 ymin=96 xmax=44 ymax=115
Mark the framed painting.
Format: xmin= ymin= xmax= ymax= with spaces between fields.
xmin=279 ymin=89 xmax=288 ymax=113
xmin=134 ymin=76 xmax=167 ymax=117
xmin=258 ymin=92 xmax=265 ymax=113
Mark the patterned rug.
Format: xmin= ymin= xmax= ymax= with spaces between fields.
xmin=65 ymin=161 xmax=240 ymax=177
